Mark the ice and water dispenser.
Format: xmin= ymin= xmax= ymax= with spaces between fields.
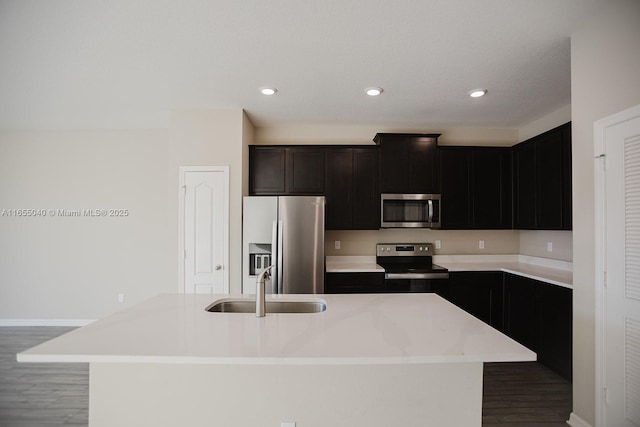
xmin=248 ymin=243 xmax=271 ymax=277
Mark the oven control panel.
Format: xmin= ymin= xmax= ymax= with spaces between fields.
xmin=376 ymin=243 xmax=434 ymax=257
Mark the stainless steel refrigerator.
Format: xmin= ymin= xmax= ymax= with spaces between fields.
xmin=242 ymin=196 xmax=325 ymax=294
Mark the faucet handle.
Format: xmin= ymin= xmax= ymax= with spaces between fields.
xmin=257 ymin=265 xmax=273 ymax=283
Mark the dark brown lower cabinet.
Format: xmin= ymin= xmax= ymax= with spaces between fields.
xmin=439 ymin=272 xmax=504 ymax=330
xmin=325 ymin=272 xmax=385 ymax=294
xmin=535 ymin=280 xmax=573 ymax=380
xmin=504 ymin=273 xmax=572 ymax=381
xmin=504 ymin=274 xmax=536 ymax=350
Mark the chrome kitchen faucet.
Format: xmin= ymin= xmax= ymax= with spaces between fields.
xmin=255 ymin=265 xmax=273 ymax=317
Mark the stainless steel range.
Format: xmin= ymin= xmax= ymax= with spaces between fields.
xmin=376 ymin=243 xmax=449 ymax=292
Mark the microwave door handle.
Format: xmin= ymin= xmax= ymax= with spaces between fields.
xmin=428 ymin=199 xmax=434 ymax=223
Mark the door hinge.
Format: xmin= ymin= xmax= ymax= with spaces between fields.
xmin=603 ymin=387 xmax=609 ymax=405
xmin=184 ymin=249 xmax=187 ymax=260
xmin=603 ymin=271 xmax=607 ymax=288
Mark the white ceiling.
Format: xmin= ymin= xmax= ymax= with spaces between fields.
xmin=0 ymin=0 xmax=607 ymax=131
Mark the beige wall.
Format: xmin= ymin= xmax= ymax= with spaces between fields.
xmin=518 ymin=105 xmax=572 ymax=142
xmin=0 ymin=109 xmax=251 ymax=321
xmin=256 ymin=124 xmax=518 ymax=146
xmin=325 ymin=229 xmax=519 ymax=256
xmin=0 ymin=129 xmax=173 ymax=319
xmin=168 ymin=109 xmax=250 ymax=295
xmin=570 ymin=1 xmax=640 ymax=424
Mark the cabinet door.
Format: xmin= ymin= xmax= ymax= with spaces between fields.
xmin=286 ymin=148 xmax=325 ymax=194
xmin=473 ymin=148 xmax=512 ymax=229
xmin=536 ymin=130 xmax=564 ymax=229
xmin=378 ymin=139 xmax=408 ymax=192
xmin=376 ymin=134 xmax=440 ymax=193
xmin=325 ymin=149 xmax=354 ymax=229
xmin=440 ymin=148 xmax=473 ymax=229
xmin=535 ymin=282 xmax=573 ymax=380
xmin=535 ymin=123 xmax=572 ymax=230
xmin=503 ymin=274 xmax=536 ymax=350
xmin=513 ymin=141 xmax=537 ymax=229
xmin=325 ymin=272 xmax=385 ymax=294
xmin=444 ymin=272 xmax=504 ymax=329
xmin=249 ymin=147 xmax=286 ymax=194
xmin=408 ymin=138 xmax=440 ymax=193
xmin=561 ymin=124 xmax=572 ymax=229
xmin=352 ymin=148 xmax=380 ymax=229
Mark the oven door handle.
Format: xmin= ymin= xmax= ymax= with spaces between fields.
xmin=385 ymin=272 xmax=449 ymax=280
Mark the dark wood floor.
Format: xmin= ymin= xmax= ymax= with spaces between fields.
xmin=1 ymin=327 xmax=571 ymax=427
xmin=483 ymin=362 xmax=572 ymax=426
xmin=0 ymin=327 xmax=88 ymax=427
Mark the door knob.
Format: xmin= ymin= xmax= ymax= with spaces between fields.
xmin=215 ymin=265 xmax=222 ymax=271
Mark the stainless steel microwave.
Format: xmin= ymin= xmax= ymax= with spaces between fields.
xmin=380 ymin=194 xmax=441 ymax=228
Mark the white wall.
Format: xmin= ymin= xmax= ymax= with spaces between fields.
xmin=570 ymin=1 xmax=640 ymax=424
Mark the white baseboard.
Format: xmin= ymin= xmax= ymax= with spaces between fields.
xmin=0 ymin=319 xmax=95 ymax=327
xmin=567 ymin=412 xmax=593 ymax=427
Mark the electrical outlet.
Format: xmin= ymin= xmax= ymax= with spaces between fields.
xmin=479 ymin=240 xmax=485 ymax=249
xmin=118 ymin=293 xmax=125 ymax=303
xmin=335 ymin=240 xmax=341 ymax=250
xmin=547 ymin=242 xmax=553 ymax=252
xmin=435 ymin=240 xmax=441 ymax=249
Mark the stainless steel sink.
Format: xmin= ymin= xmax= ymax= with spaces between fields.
xmin=205 ymin=299 xmax=326 ymax=314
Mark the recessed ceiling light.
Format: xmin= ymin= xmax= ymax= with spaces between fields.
xmin=365 ymin=87 xmax=383 ymax=96
xmin=468 ymin=89 xmax=487 ymax=98
xmin=259 ymin=87 xmax=277 ymax=96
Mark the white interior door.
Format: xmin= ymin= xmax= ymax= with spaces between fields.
xmin=596 ymin=104 xmax=640 ymax=427
xmin=180 ymin=167 xmax=229 ymax=294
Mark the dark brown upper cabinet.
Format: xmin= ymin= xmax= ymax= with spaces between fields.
xmin=374 ymin=133 xmax=441 ymax=194
xmin=325 ymin=147 xmax=379 ymax=230
xmin=440 ymin=147 xmax=512 ymax=229
xmin=513 ymin=122 xmax=572 ymax=230
xmin=249 ymin=146 xmax=325 ymax=195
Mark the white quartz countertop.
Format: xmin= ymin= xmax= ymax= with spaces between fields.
xmin=18 ymin=293 xmax=535 ymax=365
xmin=325 ymin=256 xmax=384 ymax=273
xmin=326 ymin=255 xmax=572 ymax=289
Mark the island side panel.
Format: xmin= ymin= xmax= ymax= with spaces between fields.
xmin=89 ymin=362 xmax=482 ymax=427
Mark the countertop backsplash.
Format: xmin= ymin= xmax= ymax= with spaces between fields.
xmin=324 ymin=229 xmax=572 ymax=263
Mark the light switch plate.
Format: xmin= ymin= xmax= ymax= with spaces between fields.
xmin=335 ymin=240 xmax=341 ymax=250
xmin=479 ymin=240 xmax=485 ymax=249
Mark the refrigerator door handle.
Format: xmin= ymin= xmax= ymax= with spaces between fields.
xmin=277 ymin=220 xmax=284 ymax=294
xmin=270 ymin=220 xmax=278 ymax=291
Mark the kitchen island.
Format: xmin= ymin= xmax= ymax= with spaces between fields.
xmin=19 ymin=293 xmax=535 ymax=427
